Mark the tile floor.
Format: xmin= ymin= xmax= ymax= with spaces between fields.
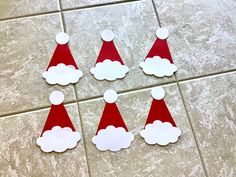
xmin=0 ymin=0 xmax=235 ymax=176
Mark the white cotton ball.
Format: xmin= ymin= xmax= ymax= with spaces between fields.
xmin=151 ymin=87 xmax=165 ymax=100
xmin=156 ymin=28 xmax=169 ymax=39
xmin=101 ymin=29 xmax=115 ymax=42
xmin=103 ymin=90 xmax=118 ymax=103
xmin=56 ymin=32 xmax=69 ymax=44
xmin=49 ymin=91 xmax=64 ymax=105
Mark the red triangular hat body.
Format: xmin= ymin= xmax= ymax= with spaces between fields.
xmin=146 ymin=38 xmax=173 ymax=64
xmin=95 ymin=41 xmax=124 ymax=65
xmin=41 ymin=104 xmax=76 ymax=136
xmin=145 ymin=99 xmax=176 ymax=127
xmin=96 ymin=103 xmax=128 ymax=134
xmin=47 ymin=44 xmax=78 ymax=70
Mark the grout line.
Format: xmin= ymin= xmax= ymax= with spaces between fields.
xmin=0 ymin=0 xmax=140 ymax=22
xmin=0 ymin=81 xmax=176 ymax=119
xmin=0 ymin=100 xmax=77 ymax=119
xmin=178 ymin=69 xmax=236 ymax=83
xmin=78 ymin=80 xmax=177 ymax=103
xmin=61 ymin=0 xmax=140 ymax=13
xmin=0 ymin=10 xmax=60 ymax=22
xmin=57 ymin=0 xmax=66 ymax=32
xmin=151 ymin=0 xmax=209 ymax=175
xmin=58 ymin=0 xmax=92 ymax=175
xmin=151 ymin=0 xmax=162 ymax=27
xmin=1 ymin=70 xmax=235 ymax=119
xmin=175 ymin=74 xmax=209 ymax=177
xmin=58 ymin=0 xmax=67 ymax=32
xmin=73 ymin=85 xmax=92 ymax=177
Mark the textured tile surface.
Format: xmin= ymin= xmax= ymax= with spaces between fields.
xmin=154 ymin=0 xmax=236 ymax=79
xmin=60 ymin=0 xmax=129 ymax=9
xmin=0 ymin=14 xmax=75 ymax=116
xmin=63 ymin=0 xmax=175 ymax=100
xmin=79 ymin=84 xmax=206 ymax=177
xmin=180 ymin=73 xmax=236 ymax=177
xmin=0 ymin=104 xmax=89 ymax=177
xmin=1 ymin=0 xmax=235 ymax=176
xmin=0 ymin=0 xmax=59 ymax=19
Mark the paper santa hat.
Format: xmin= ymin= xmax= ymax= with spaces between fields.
xmin=36 ymin=91 xmax=81 ymax=153
xmin=140 ymin=87 xmax=181 ymax=146
xmin=42 ymin=32 xmax=83 ymax=86
xmin=139 ymin=28 xmax=177 ymax=77
xmin=92 ymin=90 xmax=134 ymax=152
xmin=90 ymin=30 xmax=129 ymax=81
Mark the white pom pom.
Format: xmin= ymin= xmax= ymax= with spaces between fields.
xmin=151 ymin=87 xmax=165 ymax=100
xmin=104 ymin=90 xmax=118 ymax=103
xmin=156 ymin=28 xmax=169 ymax=39
xmin=56 ymin=32 xmax=69 ymax=44
xmin=101 ymin=29 xmax=115 ymax=42
xmin=49 ymin=91 xmax=64 ymax=105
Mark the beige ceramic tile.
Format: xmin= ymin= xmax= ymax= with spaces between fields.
xmin=60 ymin=0 xmax=130 ymax=9
xmin=63 ymin=0 xmax=175 ymax=100
xmin=79 ymin=84 xmax=206 ymax=177
xmin=0 ymin=14 xmax=76 ymax=116
xmin=179 ymin=73 xmax=236 ymax=177
xmin=154 ymin=0 xmax=236 ymax=80
xmin=0 ymin=0 xmax=59 ymax=19
xmin=0 ymin=104 xmax=89 ymax=177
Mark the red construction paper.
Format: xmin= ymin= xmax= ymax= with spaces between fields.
xmin=47 ymin=44 xmax=78 ymax=70
xmin=95 ymin=41 xmax=124 ymax=65
xmin=41 ymin=104 xmax=76 ymax=136
xmin=146 ymin=38 xmax=173 ymax=64
xmin=96 ymin=103 xmax=128 ymax=134
xmin=145 ymin=99 xmax=176 ymax=127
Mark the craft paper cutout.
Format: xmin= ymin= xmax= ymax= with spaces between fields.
xmin=140 ymin=87 xmax=181 ymax=146
xmin=92 ymin=90 xmax=134 ymax=152
xmin=37 ymin=126 xmax=81 ymax=153
xmin=90 ymin=30 xmax=129 ymax=81
xmin=36 ymin=91 xmax=81 ymax=153
xmin=42 ymin=32 xmax=83 ymax=85
xmin=139 ymin=28 xmax=177 ymax=77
